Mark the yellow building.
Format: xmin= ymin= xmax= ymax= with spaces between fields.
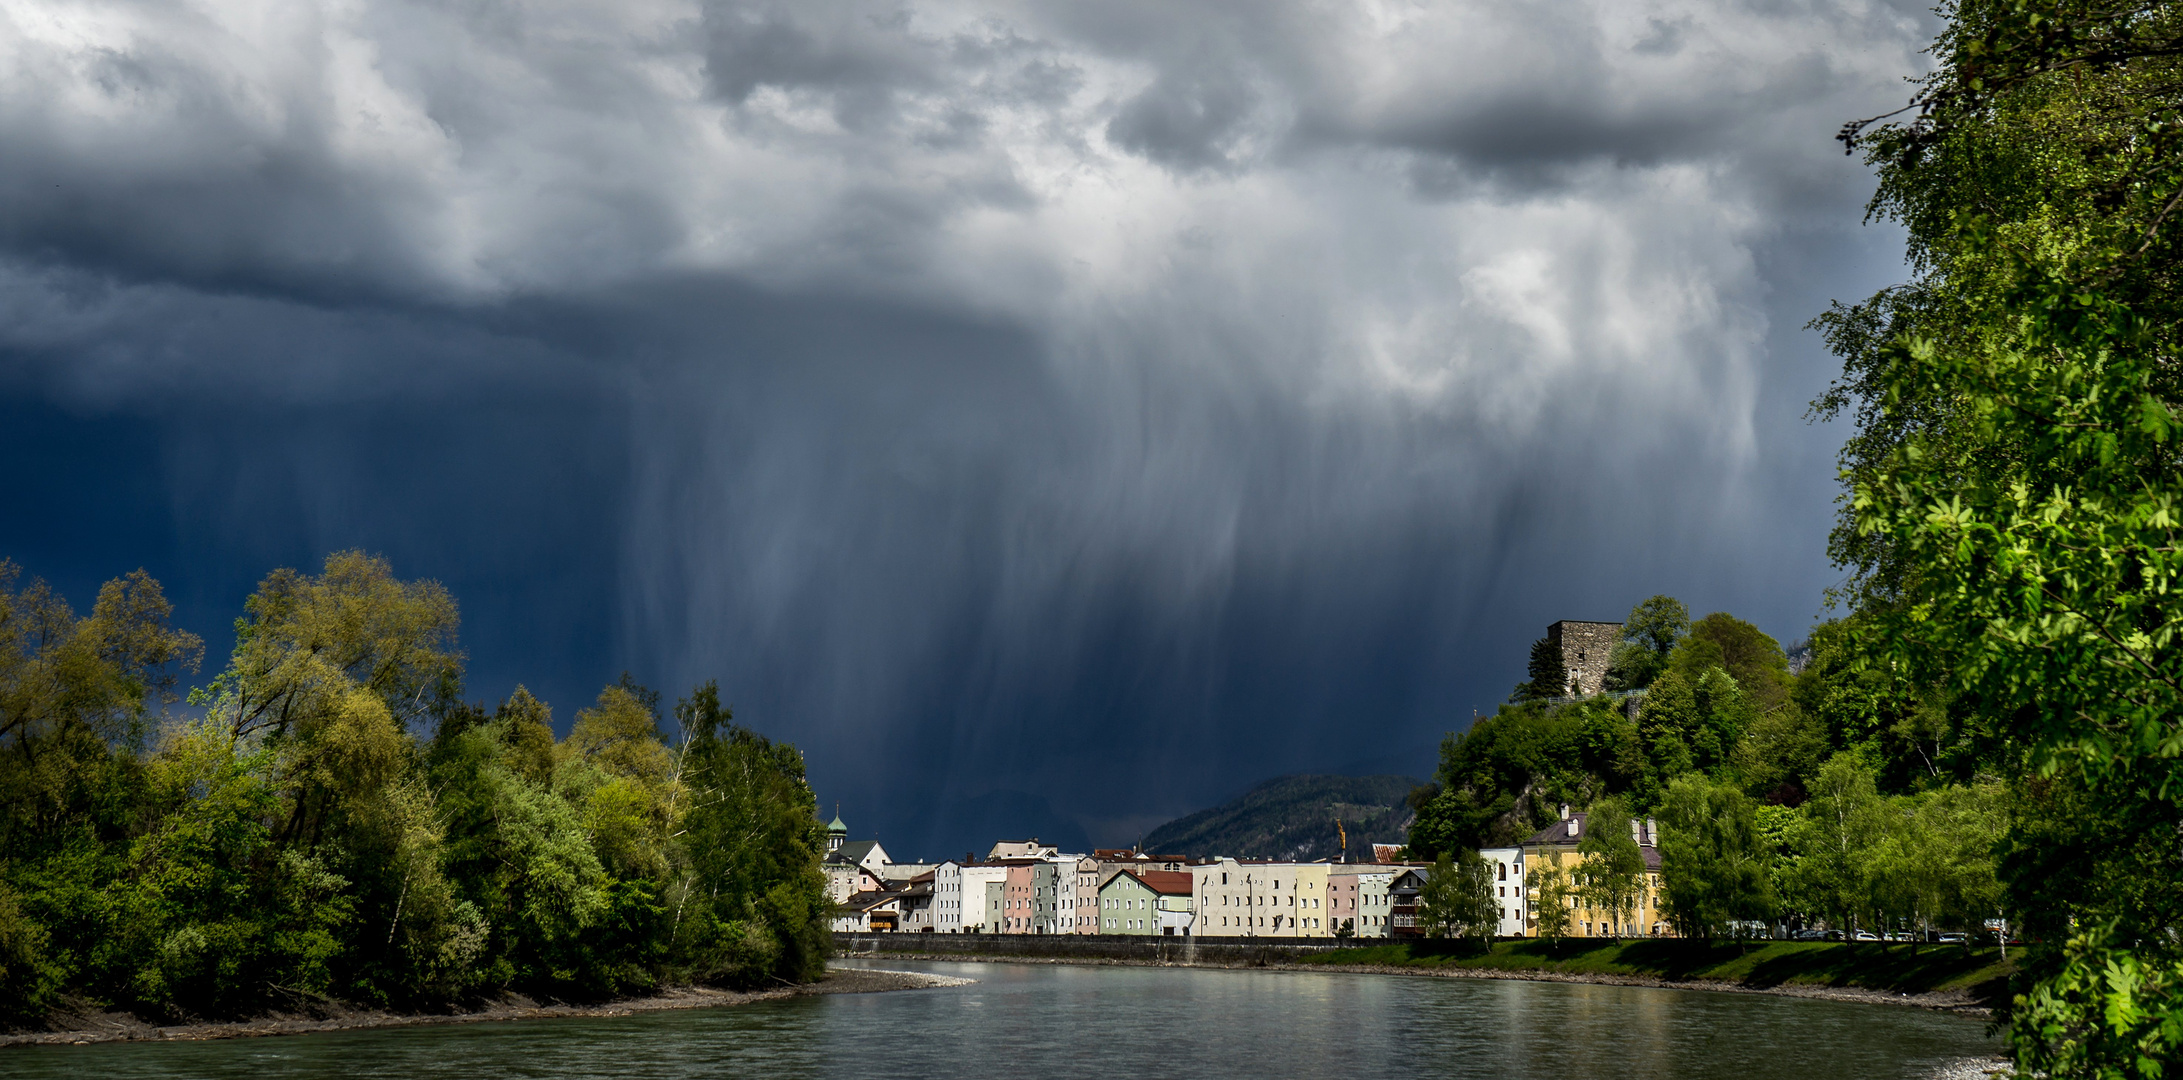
xmin=1519 ymin=809 xmax=1672 ymax=938
xmin=1191 ymin=859 xmax=1338 ymax=936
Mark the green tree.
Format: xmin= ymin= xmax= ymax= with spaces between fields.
xmin=1575 ymin=798 xmax=1645 ymax=936
xmin=1531 ymin=853 xmax=1574 ymax=944
xmin=1784 ymin=753 xmax=1889 ymax=935
xmin=1657 ymin=776 xmax=1774 ymax=939
xmin=1416 ymin=851 xmax=1499 ymax=944
xmin=1605 ymin=595 xmax=1688 ymax=691
xmin=672 ymin=681 xmax=830 ymax=986
xmin=1826 ymin=3 xmax=2183 ymax=1068
xmin=1675 ymin=613 xmax=1791 ymax=714
xmin=1513 ymin=636 xmax=1567 ymax=702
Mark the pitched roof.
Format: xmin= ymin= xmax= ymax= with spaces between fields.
xmin=1524 ymin=812 xmax=1662 ymax=849
xmin=828 ymin=840 xmax=884 ymax=865
xmin=1133 ymin=869 xmax=1194 ymax=896
xmin=1524 ymin=814 xmax=1584 ymax=845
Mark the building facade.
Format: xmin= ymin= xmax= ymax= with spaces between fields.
xmin=1519 ymin=810 xmax=1670 ymax=938
xmin=1002 ymin=862 xmax=1036 ymax=933
xmin=1191 ymin=859 xmax=1334 ymax=937
xmin=1481 ymin=847 xmax=1526 ymax=937
xmin=1329 ymin=869 xmax=1394 ymax=938
xmin=934 ymin=861 xmax=1011 ymax=933
xmin=1072 ymin=857 xmax=1101 ymax=933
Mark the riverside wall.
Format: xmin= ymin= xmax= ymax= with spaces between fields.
xmin=834 ymin=932 xmax=1362 ymax=965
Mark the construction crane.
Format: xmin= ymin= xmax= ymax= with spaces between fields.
xmin=1335 ymin=818 xmax=1348 ymax=863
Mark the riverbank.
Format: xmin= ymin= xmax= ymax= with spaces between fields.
xmin=0 ymin=967 xmax=968 ymax=1048
xmin=845 ymin=937 xmax=2013 ymax=1015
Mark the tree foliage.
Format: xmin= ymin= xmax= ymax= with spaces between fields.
xmin=1416 ymin=852 xmax=1499 ymax=944
xmin=1657 ymin=776 xmax=1774 ymax=939
xmin=0 ymin=553 xmax=829 ymax=1025
xmin=1574 ymin=797 xmax=1645 ymax=935
xmin=1824 ymin=2 xmax=2183 ymax=1071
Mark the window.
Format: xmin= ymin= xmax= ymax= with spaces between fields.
xmin=1498 ymin=863 xmax=1506 ymax=881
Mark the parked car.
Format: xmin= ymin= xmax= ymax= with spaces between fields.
xmin=1937 ymin=932 xmax=1967 ymax=944
xmin=1792 ymin=928 xmax=1837 ymax=941
xmin=1851 ymin=931 xmax=1880 ymax=942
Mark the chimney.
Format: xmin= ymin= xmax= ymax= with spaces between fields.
xmin=1569 ymin=815 xmax=1580 ymax=837
xmin=1645 ymin=818 xmax=1658 ymax=846
xmin=1630 ymin=819 xmax=1641 ymax=844
xmin=1559 ymin=803 xmax=1570 ymax=821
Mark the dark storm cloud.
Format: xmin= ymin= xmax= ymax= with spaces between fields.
xmin=0 ymin=0 xmax=1935 ymax=856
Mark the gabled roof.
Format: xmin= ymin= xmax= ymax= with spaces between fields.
xmin=1104 ymin=868 xmax=1194 ymax=896
xmin=1525 ymin=814 xmax=1585 ymax=845
xmin=828 ymin=839 xmax=885 ymax=866
xmin=1523 ymin=813 xmax=1660 ymax=849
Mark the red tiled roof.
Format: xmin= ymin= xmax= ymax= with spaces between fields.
xmin=1131 ymin=869 xmax=1195 ymax=895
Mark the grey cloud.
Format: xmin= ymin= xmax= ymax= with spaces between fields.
xmin=0 ymin=0 xmax=1935 ymax=855
xmin=1105 ymin=67 xmax=1261 ymax=172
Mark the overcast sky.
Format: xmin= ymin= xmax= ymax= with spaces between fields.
xmin=0 ymin=0 xmax=1933 ymax=857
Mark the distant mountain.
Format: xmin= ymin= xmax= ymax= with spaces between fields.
xmin=1140 ymin=774 xmax=1425 ymax=862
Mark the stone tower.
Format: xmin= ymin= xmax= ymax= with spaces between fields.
xmin=1549 ymin=620 xmax=1623 ymax=696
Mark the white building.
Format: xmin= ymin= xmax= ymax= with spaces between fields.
xmin=988 ymin=839 xmax=1060 ymax=860
xmin=1481 ymin=847 xmax=1526 ymax=938
xmin=934 ymin=861 xmax=1011 ymax=933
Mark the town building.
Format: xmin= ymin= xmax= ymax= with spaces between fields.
xmin=896 ymin=872 xmax=936 ymax=932
xmin=1098 ymin=869 xmax=1195 ymax=935
xmin=1071 ymin=857 xmax=1101 ymax=934
xmin=988 ymin=839 xmax=1060 ymax=860
xmin=1329 ymin=868 xmax=1395 ymax=938
xmin=1481 ymin=847 xmax=1525 ymax=937
xmin=935 ymin=860 xmax=1011 ymax=933
xmin=1191 ymin=859 xmax=1333 ymax=937
xmin=1389 ymin=866 xmax=1427 ymax=937
xmin=1033 ymin=860 xmax=1067 ymax=934
xmin=821 ymin=816 xmax=893 ymax=904
xmin=832 ymin=888 xmax=904 ymax=932
xmin=1519 ymin=808 xmax=1670 ymax=938
xmin=1001 ymin=862 xmax=1037 ymax=933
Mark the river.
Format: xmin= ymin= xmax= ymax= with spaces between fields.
xmin=1 ymin=958 xmax=2002 ymax=1078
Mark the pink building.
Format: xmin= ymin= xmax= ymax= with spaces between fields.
xmin=1002 ymin=862 xmax=1036 ymax=933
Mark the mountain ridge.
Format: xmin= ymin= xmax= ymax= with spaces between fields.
xmin=1140 ymin=773 xmax=1423 ymax=862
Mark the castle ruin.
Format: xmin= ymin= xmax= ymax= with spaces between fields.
xmin=1549 ymin=620 xmax=1623 ymax=696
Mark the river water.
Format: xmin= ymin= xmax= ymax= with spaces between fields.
xmin=3 ymin=958 xmax=2002 ymax=1079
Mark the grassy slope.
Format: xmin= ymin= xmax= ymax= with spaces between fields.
xmin=1301 ymin=940 xmax=2014 ymax=1001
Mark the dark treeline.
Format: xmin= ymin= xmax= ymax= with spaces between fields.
xmin=0 ymin=551 xmax=828 ymax=1026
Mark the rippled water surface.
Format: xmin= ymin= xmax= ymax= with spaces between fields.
xmin=3 ymin=958 xmax=2002 ymax=1079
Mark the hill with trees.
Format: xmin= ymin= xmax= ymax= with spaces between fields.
xmin=1141 ymin=774 xmax=1422 ymax=862
xmin=1409 ymin=595 xmax=2004 ymax=949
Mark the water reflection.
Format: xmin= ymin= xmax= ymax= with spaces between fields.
xmin=2 ymin=958 xmax=1999 ymax=1079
